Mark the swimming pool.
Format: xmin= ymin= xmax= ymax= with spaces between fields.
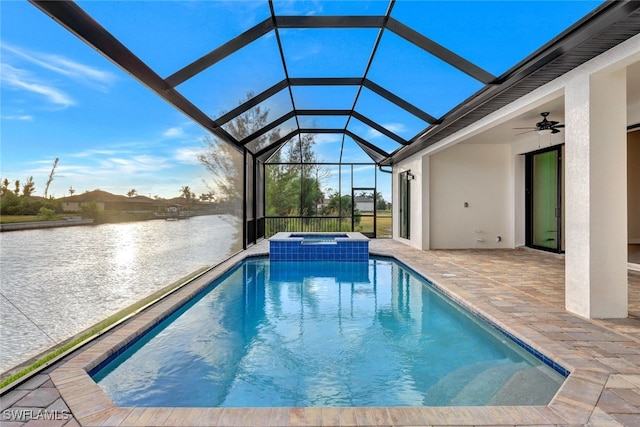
xmin=92 ymin=257 xmax=566 ymax=407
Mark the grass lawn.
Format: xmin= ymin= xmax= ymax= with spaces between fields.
xmin=0 ymin=215 xmax=53 ymax=224
xmin=356 ymin=213 xmax=392 ymax=238
xmin=377 ymin=214 xmax=392 ymax=238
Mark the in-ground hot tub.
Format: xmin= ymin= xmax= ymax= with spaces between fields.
xmin=269 ymin=232 xmax=369 ymax=261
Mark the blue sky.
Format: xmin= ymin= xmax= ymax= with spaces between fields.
xmin=1 ymin=1 xmax=601 ymax=202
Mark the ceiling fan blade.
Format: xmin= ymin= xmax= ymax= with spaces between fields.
xmin=516 ymin=130 xmax=535 ymax=135
xmin=551 ymin=128 xmax=561 ymax=134
xmin=548 ymin=120 xmax=559 ymax=126
xmin=554 ymin=124 xmax=565 ymax=128
xmin=512 ymin=127 xmax=536 ymax=130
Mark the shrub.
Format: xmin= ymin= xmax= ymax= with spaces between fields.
xmin=79 ymin=201 xmax=100 ymax=219
xmin=37 ymin=207 xmax=57 ymax=220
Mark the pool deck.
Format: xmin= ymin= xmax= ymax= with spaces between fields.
xmin=2 ymin=239 xmax=640 ymax=426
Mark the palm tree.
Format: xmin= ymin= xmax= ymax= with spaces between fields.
xmin=1 ymin=178 xmax=9 ymax=196
xmin=22 ymin=176 xmax=35 ymax=197
xmin=180 ymin=186 xmax=192 ymax=200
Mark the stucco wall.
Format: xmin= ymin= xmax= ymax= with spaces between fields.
xmin=630 ymin=130 xmax=640 ymax=243
xmin=429 ymin=143 xmax=512 ymax=249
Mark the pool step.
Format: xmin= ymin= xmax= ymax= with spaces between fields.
xmin=424 ymin=360 xmax=560 ymax=406
xmin=448 ymin=361 xmax=528 ymax=405
xmin=487 ymin=365 xmax=563 ymax=405
xmin=423 ymin=360 xmax=512 ymax=405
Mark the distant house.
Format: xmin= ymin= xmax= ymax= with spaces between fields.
xmin=59 ymin=190 xmax=161 ymax=213
xmin=354 ymin=196 xmax=374 ymax=213
xmin=316 ymin=198 xmax=330 ymax=212
xmin=317 ymin=196 xmax=377 ymax=213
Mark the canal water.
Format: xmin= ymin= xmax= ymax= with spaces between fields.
xmin=0 ymin=215 xmax=241 ymax=375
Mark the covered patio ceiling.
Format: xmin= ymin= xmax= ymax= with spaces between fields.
xmin=31 ymin=0 xmax=640 ymax=165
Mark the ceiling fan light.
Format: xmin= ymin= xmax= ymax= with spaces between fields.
xmin=537 ymin=128 xmax=552 ymax=136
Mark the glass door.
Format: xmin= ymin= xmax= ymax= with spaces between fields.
xmin=526 ymin=146 xmax=563 ymax=252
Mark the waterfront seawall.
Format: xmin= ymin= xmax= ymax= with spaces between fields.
xmin=0 ymin=218 xmax=94 ymax=232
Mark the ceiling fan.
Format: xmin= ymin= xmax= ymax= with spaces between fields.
xmin=514 ymin=112 xmax=564 ymax=135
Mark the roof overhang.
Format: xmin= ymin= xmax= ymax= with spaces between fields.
xmin=387 ymin=1 xmax=640 ymax=164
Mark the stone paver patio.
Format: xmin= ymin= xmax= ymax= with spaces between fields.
xmin=1 ymin=239 xmax=639 ymax=426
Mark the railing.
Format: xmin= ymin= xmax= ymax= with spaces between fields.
xmin=265 ymin=216 xmax=354 ymax=238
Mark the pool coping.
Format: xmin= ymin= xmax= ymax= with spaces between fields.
xmin=46 ymin=244 xmax=634 ymax=426
xmin=269 ymin=232 xmax=369 ymax=242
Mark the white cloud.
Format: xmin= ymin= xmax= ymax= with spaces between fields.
xmin=43 ymin=56 xmax=115 ymax=90
xmin=107 ymin=155 xmax=171 ymax=174
xmin=70 ymin=148 xmax=121 ymax=158
xmin=162 ymin=127 xmax=185 ymax=139
xmin=1 ymin=42 xmax=116 ymax=91
xmin=313 ymin=133 xmax=342 ymax=145
xmin=365 ymin=128 xmax=382 ymax=139
xmin=383 ymin=123 xmax=408 ymax=134
xmin=0 ymin=43 xmax=117 ymax=111
xmin=1 ymin=63 xmax=75 ymax=107
xmin=364 ymin=123 xmax=408 ymax=140
xmin=174 ymin=147 xmax=203 ymax=165
xmin=0 ymin=114 xmax=33 ymax=121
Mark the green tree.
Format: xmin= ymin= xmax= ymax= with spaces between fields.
xmin=80 ymin=201 xmax=100 ymax=219
xmin=1 ymin=179 xmax=9 ymax=196
xmin=22 ymin=176 xmax=35 ymax=197
xmin=44 ymin=157 xmax=59 ymax=199
xmin=323 ymin=192 xmax=353 ymax=217
xmin=0 ymin=176 xmax=62 ymax=215
xmin=265 ymin=165 xmax=300 ymax=216
xmin=265 ymin=134 xmax=325 ymax=217
xmin=319 ymin=192 xmax=361 ymax=229
xmin=375 ymin=191 xmax=388 ymax=211
xmin=199 ymin=192 xmax=215 ymax=202
xmin=299 ymin=175 xmax=323 ymax=216
xmin=199 ymin=92 xmax=325 ymax=220
xmin=199 ymin=92 xmax=282 ymax=217
xmin=0 ymin=190 xmax=19 ymax=215
xmin=180 ymin=186 xmax=192 ymax=200
xmin=16 ymin=196 xmax=40 ymax=215
xmin=127 ymin=189 xmax=137 ymax=197
xmin=198 ymin=137 xmax=244 ymax=216
xmin=284 ymin=133 xmax=317 ymax=164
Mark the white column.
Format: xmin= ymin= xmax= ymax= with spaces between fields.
xmin=565 ymin=68 xmax=627 ymax=319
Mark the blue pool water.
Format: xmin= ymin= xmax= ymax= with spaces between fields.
xmin=92 ymin=257 xmax=565 ymax=407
